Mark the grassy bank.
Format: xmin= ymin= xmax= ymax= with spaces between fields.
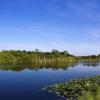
xmin=0 ymin=50 xmax=77 ymax=65
xmin=0 ymin=50 xmax=100 ymax=66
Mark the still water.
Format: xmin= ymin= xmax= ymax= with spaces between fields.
xmin=0 ymin=62 xmax=99 ymax=100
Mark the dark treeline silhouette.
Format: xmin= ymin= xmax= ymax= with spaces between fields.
xmin=79 ymin=55 xmax=100 ymax=62
xmin=0 ymin=49 xmax=77 ymax=65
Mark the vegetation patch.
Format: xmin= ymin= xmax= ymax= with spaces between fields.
xmin=0 ymin=50 xmax=77 ymax=64
xmin=43 ymin=75 xmax=100 ymax=100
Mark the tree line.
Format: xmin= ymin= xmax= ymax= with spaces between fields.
xmin=0 ymin=49 xmax=100 ymax=65
xmin=0 ymin=49 xmax=77 ymax=65
xmin=79 ymin=55 xmax=100 ymax=62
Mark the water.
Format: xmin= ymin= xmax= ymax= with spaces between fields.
xmin=0 ymin=62 xmax=99 ymax=100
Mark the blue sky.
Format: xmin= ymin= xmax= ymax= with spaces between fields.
xmin=0 ymin=0 xmax=100 ymax=55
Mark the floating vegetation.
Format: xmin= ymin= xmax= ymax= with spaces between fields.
xmin=43 ymin=75 xmax=100 ymax=100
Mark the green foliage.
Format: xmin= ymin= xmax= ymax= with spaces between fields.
xmin=79 ymin=55 xmax=100 ymax=62
xmin=0 ymin=49 xmax=100 ymax=65
xmin=44 ymin=75 xmax=100 ymax=100
xmin=0 ymin=49 xmax=77 ymax=64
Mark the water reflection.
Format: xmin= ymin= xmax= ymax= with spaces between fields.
xmin=0 ymin=62 xmax=99 ymax=71
xmin=81 ymin=62 xmax=100 ymax=67
xmin=0 ymin=62 xmax=99 ymax=100
xmin=0 ymin=62 xmax=77 ymax=71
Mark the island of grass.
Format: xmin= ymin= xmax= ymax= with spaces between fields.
xmin=43 ymin=75 xmax=100 ymax=100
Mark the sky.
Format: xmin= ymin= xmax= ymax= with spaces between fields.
xmin=0 ymin=0 xmax=100 ymax=56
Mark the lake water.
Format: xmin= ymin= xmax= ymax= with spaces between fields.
xmin=0 ymin=62 xmax=99 ymax=100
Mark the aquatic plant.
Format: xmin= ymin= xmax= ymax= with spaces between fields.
xmin=43 ymin=75 xmax=100 ymax=100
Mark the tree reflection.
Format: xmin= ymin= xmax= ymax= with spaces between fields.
xmin=0 ymin=61 xmax=99 ymax=71
xmin=0 ymin=62 xmax=77 ymax=71
xmin=81 ymin=62 xmax=100 ymax=67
